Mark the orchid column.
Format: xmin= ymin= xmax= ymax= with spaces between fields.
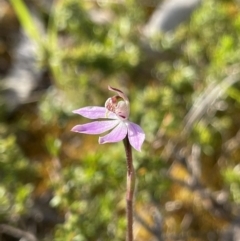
xmin=71 ymin=86 xmax=145 ymax=241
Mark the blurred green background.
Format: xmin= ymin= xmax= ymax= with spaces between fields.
xmin=1 ymin=0 xmax=240 ymax=240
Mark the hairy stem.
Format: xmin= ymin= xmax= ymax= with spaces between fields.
xmin=123 ymin=137 xmax=135 ymax=241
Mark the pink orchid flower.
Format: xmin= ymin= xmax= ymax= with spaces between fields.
xmin=71 ymin=86 xmax=145 ymax=151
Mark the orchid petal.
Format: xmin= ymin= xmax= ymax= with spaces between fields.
xmin=73 ymin=106 xmax=117 ymax=119
xmin=99 ymin=122 xmax=128 ymax=144
xmin=71 ymin=120 xmax=120 ymax=134
xmin=127 ymin=122 xmax=145 ymax=152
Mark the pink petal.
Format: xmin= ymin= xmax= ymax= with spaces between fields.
xmin=73 ymin=106 xmax=117 ymax=119
xmin=99 ymin=122 xmax=128 ymax=144
xmin=71 ymin=120 xmax=120 ymax=134
xmin=127 ymin=122 xmax=145 ymax=152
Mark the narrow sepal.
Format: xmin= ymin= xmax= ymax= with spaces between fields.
xmin=99 ymin=122 xmax=128 ymax=144
xmin=73 ymin=106 xmax=117 ymax=119
xmin=127 ymin=122 xmax=145 ymax=152
xmin=71 ymin=120 xmax=120 ymax=134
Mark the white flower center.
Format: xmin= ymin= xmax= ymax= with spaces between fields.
xmin=105 ymin=96 xmax=129 ymax=120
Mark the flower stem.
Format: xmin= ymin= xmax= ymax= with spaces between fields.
xmin=123 ymin=137 xmax=135 ymax=241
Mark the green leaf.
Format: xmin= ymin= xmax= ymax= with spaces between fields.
xmin=10 ymin=0 xmax=41 ymax=44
